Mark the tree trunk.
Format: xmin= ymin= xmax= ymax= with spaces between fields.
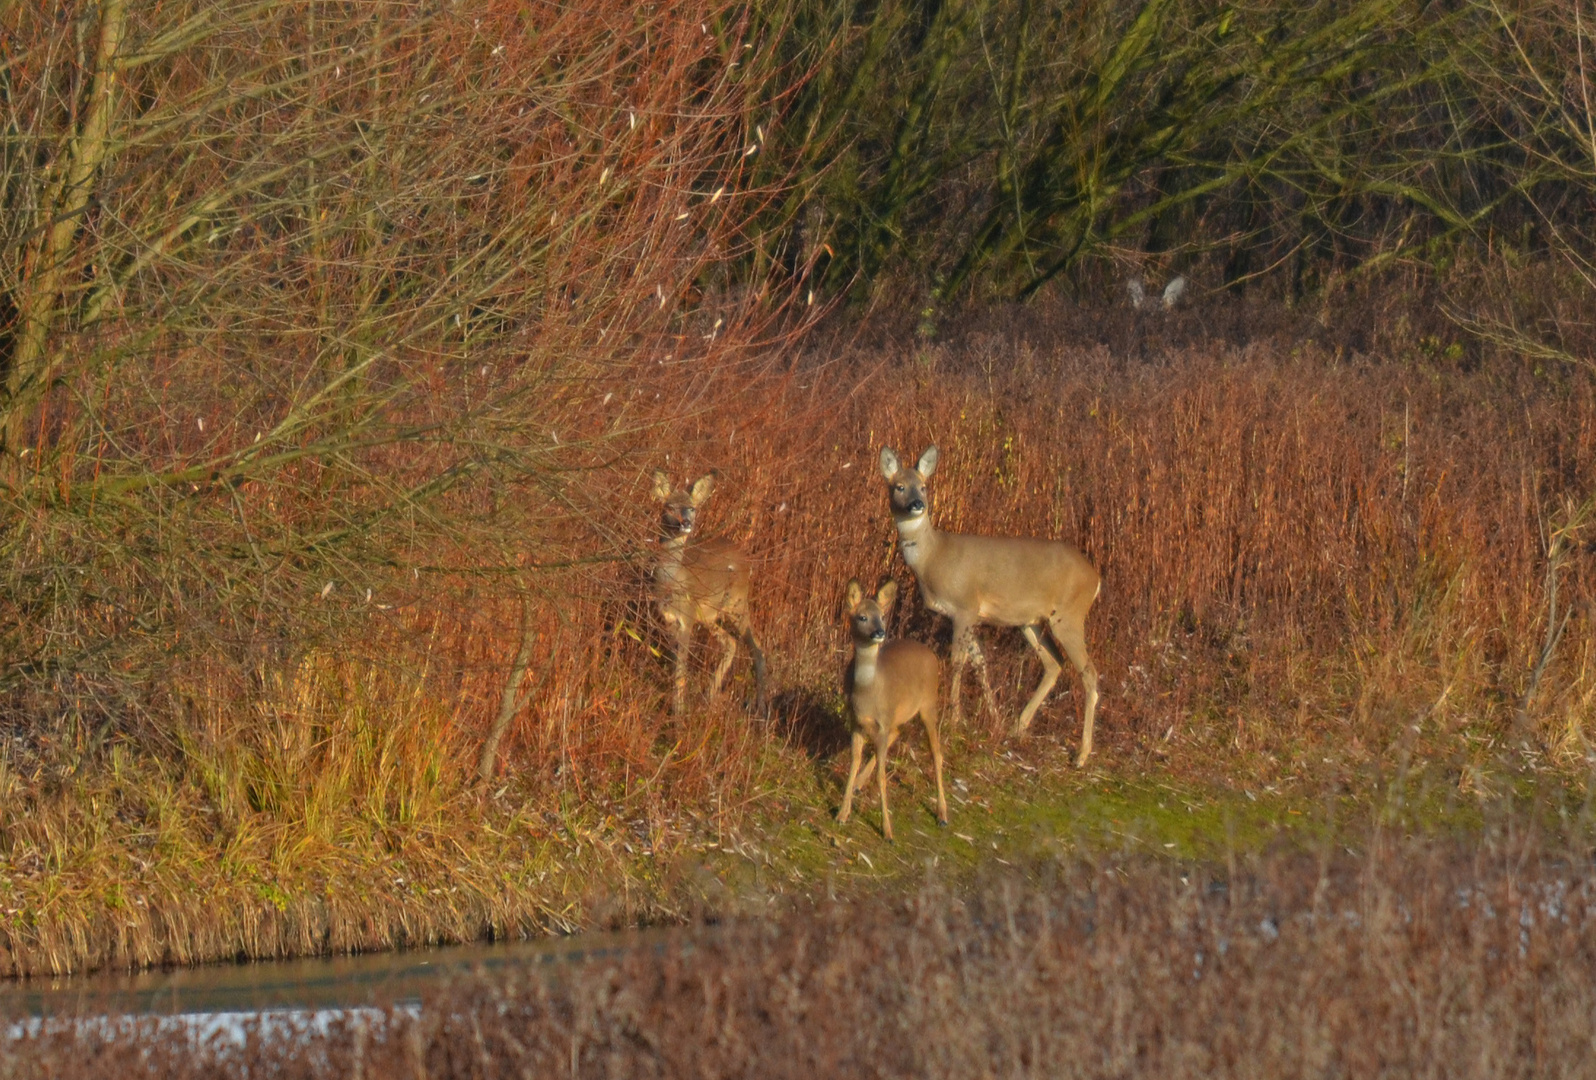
xmin=479 ymin=593 xmax=542 ymax=782
xmin=4 ymin=0 xmax=126 ymax=472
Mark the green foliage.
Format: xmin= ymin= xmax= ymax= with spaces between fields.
xmin=758 ymin=0 xmax=1586 ymax=303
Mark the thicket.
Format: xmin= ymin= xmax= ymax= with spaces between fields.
xmin=766 ymin=0 xmax=1596 ymax=317
xmin=0 ymin=0 xmax=802 ymax=789
xmin=0 ymin=0 xmax=1594 ymax=976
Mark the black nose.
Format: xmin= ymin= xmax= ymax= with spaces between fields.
xmin=871 ymin=629 xmax=886 ymax=642
xmin=908 ymin=499 xmax=925 ymax=513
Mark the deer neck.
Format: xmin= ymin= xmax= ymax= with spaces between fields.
xmin=850 ymin=640 xmax=882 ymax=689
xmin=655 ymin=533 xmax=690 ymax=590
xmin=658 ymin=532 xmax=689 ymax=562
xmin=893 ymin=513 xmax=939 ymax=573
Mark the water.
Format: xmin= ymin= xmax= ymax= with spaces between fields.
xmin=0 ymin=928 xmax=677 ymax=1021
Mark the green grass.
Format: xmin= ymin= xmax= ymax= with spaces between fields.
xmin=681 ymin=723 xmax=1543 ymax=915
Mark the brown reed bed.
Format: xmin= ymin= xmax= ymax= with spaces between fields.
xmin=8 ymin=832 xmax=1596 ymax=1078
xmin=0 ymin=289 xmax=1589 ymax=979
xmin=6 ymin=0 xmax=1596 ymax=986
xmin=5 ymin=0 xmax=1596 ymax=1038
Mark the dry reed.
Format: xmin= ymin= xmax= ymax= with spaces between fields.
xmin=8 ymin=835 xmax=1596 ymax=1078
xmin=1 ymin=0 xmax=1594 ymax=984
xmin=0 ymin=289 xmax=1590 ymax=976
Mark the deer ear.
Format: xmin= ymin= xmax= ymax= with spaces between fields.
xmin=875 ymin=580 xmax=898 ymax=612
xmin=689 ymin=473 xmax=716 ymax=505
xmin=879 ymin=447 xmax=900 ymax=479
xmin=845 ymin=579 xmax=864 ymax=609
xmin=652 ymin=471 xmax=672 ymax=501
xmin=917 ymin=446 xmax=939 ymax=477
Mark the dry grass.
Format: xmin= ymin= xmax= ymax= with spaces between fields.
xmin=578 ymin=292 xmax=1596 ymax=785
xmin=1 ymin=289 xmax=1590 ymax=976
xmin=0 ymin=0 xmax=813 ymax=974
xmin=3 ymin=0 xmax=1595 ymax=1024
xmin=4 ymin=5 xmax=1596 ymax=979
xmin=9 ymin=834 xmax=1596 ymax=1078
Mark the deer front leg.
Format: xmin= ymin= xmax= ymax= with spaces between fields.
xmin=964 ymin=634 xmax=1002 ymax=724
xmin=922 ymin=705 xmax=949 ymax=825
xmin=838 ymin=730 xmax=866 ymax=824
xmin=949 ymin=618 xmax=975 ymax=726
xmin=668 ymin=617 xmax=692 ymax=715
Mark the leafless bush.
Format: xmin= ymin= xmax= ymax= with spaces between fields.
xmin=0 ymin=0 xmax=809 ymax=760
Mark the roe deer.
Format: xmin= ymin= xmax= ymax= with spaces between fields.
xmin=837 ymin=578 xmax=948 ymax=841
xmin=878 ymin=446 xmax=1102 ymax=766
xmin=652 ymin=471 xmax=769 ymax=716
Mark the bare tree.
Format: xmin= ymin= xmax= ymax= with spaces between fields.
xmin=0 ymin=0 xmax=804 ymax=767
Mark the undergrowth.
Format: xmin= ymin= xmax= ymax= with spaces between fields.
xmin=0 ymin=298 xmax=1591 ymax=976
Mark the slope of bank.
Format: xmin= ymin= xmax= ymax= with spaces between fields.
xmin=0 ymin=714 xmax=1554 ymax=979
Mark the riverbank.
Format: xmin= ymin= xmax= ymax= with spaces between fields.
xmin=2 ymin=302 xmax=1591 ymax=978
xmin=0 ymin=710 xmax=1562 ymax=980
xmin=7 ymin=824 xmax=1594 ymax=1078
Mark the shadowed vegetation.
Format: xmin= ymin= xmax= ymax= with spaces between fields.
xmin=761 ymin=0 xmax=1596 ymax=310
xmin=9 ymin=837 xmax=1596 ymax=1077
xmin=0 ymin=0 xmax=1593 ymax=986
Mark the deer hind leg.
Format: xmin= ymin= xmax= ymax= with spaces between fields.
xmin=838 ymin=730 xmax=866 ymax=824
xmin=851 ymin=722 xmax=901 ymax=793
xmin=1049 ymin=615 xmax=1099 ymax=767
xmin=1015 ymin=624 xmax=1064 ymax=735
xmin=706 ymin=621 xmax=739 ymax=702
xmin=853 ymin=753 xmax=878 ymax=792
xmin=737 ymin=619 xmax=769 ymax=718
xmin=853 ymin=724 xmax=905 ymax=791
xmin=921 ymin=701 xmax=949 ymax=825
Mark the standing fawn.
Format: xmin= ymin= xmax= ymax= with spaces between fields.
xmin=837 ymin=578 xmax=949 ymax=841
xmin=879 ymin=446 xmax=1102 ymax=766
xmin=652 ymin=471 xmax=769 ymax=716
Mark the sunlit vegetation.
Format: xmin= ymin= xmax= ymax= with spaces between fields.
xmin=0 ymin=0 xmax=1593 ymax=987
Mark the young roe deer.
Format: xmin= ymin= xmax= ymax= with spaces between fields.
xmin=837 ymin=578 xmax=949 ymax=841
xmin=651 ymin=471 xmax=769 ymax=716
xmin=878 ymin=446 xmax=1102 ymax=766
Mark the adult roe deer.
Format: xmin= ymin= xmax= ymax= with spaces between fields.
xmin=878 ymin=446 xmax=1101 ymax=766
xmin=837 ymin=578 xmax=948 ymax=841
xmin=651 ymin=471 xmax=769 ymax=716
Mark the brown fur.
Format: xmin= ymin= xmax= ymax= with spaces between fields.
xmin=879 ymin=446 xmax=1101 ymax=766
xmin=652 ymin=471 xmax=769 ymax=715
xmin=837 ymin=578 xmax=949 ymax=841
